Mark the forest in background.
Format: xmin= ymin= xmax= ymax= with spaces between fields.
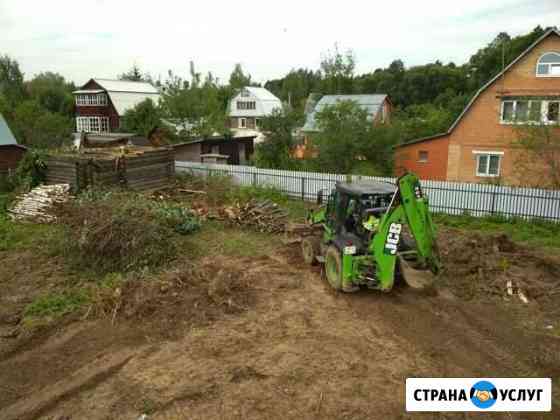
xmin=0 ymin=26 xmax=552 ymax=174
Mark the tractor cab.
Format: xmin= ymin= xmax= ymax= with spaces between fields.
xmin=322 ymin=181 xmax=396 ymax=254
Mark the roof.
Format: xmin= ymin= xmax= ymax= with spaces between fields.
xmin=229 ymin=87 xmax=282 ymax=117
xmin=336 ymin=181 xmax=395 ymax=196
xmin=174 ymin=134 xmax=257 ymax=147
xmin=394 ymin=132 xmax=449 ymax=148
xmin=302 ymin=94 xmax=388 ymax=132
xmin=74 ymin=78 xmax=161 ymax=116
xmin=0 ymin=113 xmax=18 ymax=146
xmin=397 ymin=28 xmax=560 ymax=148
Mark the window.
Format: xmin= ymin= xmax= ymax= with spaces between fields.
xmin=255 ymin=118 xmax=261 ymax=128
xmin=76 ymin=116 xmax=110 ymax=133
xmin=500 ymin=99 xmax=548 ymax=124
xmin=501 ymin=101 xmax=514 ymax=122
xmin=474 ymin=151 xmax=503 ymax=177
xmin=239 ymin=118 xmax=246 ymax=128
xmin=418 ymin=150 xmax=428 ymax=163
xmin=536 ymin=52 xmax=560 ymax=77
xmin=236 ymin=101 xmax=256 ymax=110
xmin=547 ymin=101 xmax=559 ymax=123
xmin=100 ymin=117 xmax=110 ymax=132
xmin=75 ymin=93 xmax=108 ymax=106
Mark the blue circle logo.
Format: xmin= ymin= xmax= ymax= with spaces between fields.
xmin=470 ymin=381 xmax=498 ymax=409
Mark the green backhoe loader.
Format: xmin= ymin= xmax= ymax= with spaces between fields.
xmin=301 ymin=172 xmax=440 ymax=292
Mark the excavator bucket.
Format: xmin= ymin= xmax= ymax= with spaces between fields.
xmin=398 ymin=255 xmax=437 ymax=289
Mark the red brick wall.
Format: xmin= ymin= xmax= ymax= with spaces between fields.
xmin=394 ymin=135 xmax=449 ymax=180
xmin=446 ymin=33 xmax=560 ymax=184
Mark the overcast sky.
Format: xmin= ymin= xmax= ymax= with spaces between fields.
xmin=1 ymin=0 xmax=559 ymax=86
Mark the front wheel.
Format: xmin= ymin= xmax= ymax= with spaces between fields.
xmin=325 ymin=246 xmax=343 ymax=290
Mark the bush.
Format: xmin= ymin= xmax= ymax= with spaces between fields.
xmin=7 ymin=150 xmax=47 ymax=191
xmin=59 ymin=191 xmax=201 ymax=274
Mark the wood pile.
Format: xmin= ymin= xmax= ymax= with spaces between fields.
xmin=218 ymin=199 xmax=288 ymax=233
xmin=8 ymin=184 xmax=71 ymax=223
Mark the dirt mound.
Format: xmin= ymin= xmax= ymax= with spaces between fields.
xmin=89 ymin=257 xmax=256 ymax=339
xmin=438 ymin=228 xmax=560 ymax=307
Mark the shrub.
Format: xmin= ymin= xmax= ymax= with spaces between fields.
xmin=7 ymin=150 xmax=47 ymax=191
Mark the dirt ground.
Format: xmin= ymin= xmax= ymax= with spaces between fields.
xmin=1 ymin=225 xmax=560 ymax=419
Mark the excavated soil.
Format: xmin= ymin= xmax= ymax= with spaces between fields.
xmin=1 ymin=229 xmax=559 ymax=419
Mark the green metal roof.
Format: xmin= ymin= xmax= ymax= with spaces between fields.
xmin=0 ymin=113 xmax=17 ymax=146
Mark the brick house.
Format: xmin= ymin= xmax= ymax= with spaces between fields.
xmin=73 ymin=79 xmax=160 ymax=133
xmin=394 ymin=28 xmax=560 ymax=185
xmin=228 ymin=87 xmax=282 ymax=137
xmin=297 ymin=94 xmax=392 ymax=158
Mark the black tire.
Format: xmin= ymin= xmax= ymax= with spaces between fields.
xmin=325 ymin=246 xmax=343 ymax=290
xmin=301 ymin=237 xmax=321 ymax=265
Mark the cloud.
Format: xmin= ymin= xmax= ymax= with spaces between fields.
xmin=0 ymin=0 xmax=558 ymax=84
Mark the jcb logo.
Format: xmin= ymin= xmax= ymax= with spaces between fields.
xmin=384 ymin=223 xmax=402 ymax=255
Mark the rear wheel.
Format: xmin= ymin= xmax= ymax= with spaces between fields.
xmin=301 ymin=237 xmax=321 ymax=265
xmin=325 ymin=246 xmax=343 ymax=290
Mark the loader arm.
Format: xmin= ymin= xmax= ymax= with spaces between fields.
xmin=371 ymin=173 xmax=440 ymax=291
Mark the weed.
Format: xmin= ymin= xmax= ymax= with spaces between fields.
xmin=433 ymin=213 xmax=560 ymax=248
xmin=24 ymin=290 xmax=89 ymax=318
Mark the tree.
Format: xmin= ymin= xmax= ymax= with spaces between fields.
xmin=11 ymin=100 xmax=73 ymax=148
xmin=229 ymin=63 xmax=252 ymax=90
xmin=320 ymin=44 xmax=355 ymax=94
xmin=514 ymin=123 xmax=560 ymax=188
xmin=121 ymin=98 xmax=162 ymax=137
xmin=119 ymin=64 xmax=153 ymax=82
xmin=0 ymin=54 xmax=25 ymax=107
xmin=26 ymin=72 xmax=75 ymax=116
xmin=312 ymin=101 xmax=371 ymax=173
xmin=254 ymin=108 xmax=299 ymax=169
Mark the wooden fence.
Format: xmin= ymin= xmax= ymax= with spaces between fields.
xmin=45 ymin=148 xmax=175 ymax=192
xmin=176 ymin=161 xmax=560 ymax=221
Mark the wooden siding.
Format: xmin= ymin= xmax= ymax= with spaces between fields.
xmin=0 ymin=145 xmax=26 ymax=176
xmin=45 ymin=148 xmax=175 ymax=192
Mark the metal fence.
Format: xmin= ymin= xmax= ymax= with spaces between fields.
xmin=176 ymin=161 xmax=560 ymax=222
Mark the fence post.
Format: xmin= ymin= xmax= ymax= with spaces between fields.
xmin=490 ymin=184 xmax=497 ymax=215
xmin=252 ymin=171 xmax=257 ymax=187
xmin=301 ymin=177 xmax=305 ymax=201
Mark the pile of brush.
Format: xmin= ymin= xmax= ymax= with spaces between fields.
xmin=218 ymin=199 xmax=288 ymax=233
xmin=9 ymin=184 xmax=72 ymax=223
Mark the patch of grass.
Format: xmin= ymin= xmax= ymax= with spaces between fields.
xmin=433 ymin=213 xmax=560 ymax=248
xmin=24 ymin=290 xmax=89 ymax=318
xmin=182 ymin=221 xmax=278 ymax=261
xmin=0 ymin=216 xmax=62 ymax=252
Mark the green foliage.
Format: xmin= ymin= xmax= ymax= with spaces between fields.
xmin=313 ymin=100 xmax=396 ymax=174
xmin=320 ymin=44 xmax=355 ymax=94
xmin=433 ymin=213 xmax=560 ymax=248
xmin=26 ymin=72 xmax=75 ymax=115
xmin=227 ymin=184 xmax=288 ymax=204
xmin=24 ymin=290 xmax=89 ymax=318
xmin=161 ymin=64 xmax=229 ymax=138
xmin=254 ymin=108 xmax=300 ymax=169
xmin=11 ymin=100 xmax=73 ymax=148
xmin=7 ymin=150 xmax=47 ymax=191
xmin=0 ymin=54 xmax=25 ymax=107
xmin=265 ymin=69 xmax=322 ymax=114
xmin=154 ymin=203 xmax=201 ymax=234
xmin=121 ymin=98 xmax=163 ymax=137
xmin=0 ymin=216 xmax=59 ymax=251
xmin=119 ymin=64 xmax=149 ymax=82
xmin=229 ymin=63 xmax=252 ymax=90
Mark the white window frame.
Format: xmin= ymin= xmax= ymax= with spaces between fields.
xmin=473 ymin=150 xmax=503 ymax=178
xmin=499 ymin=99 xmax=556 ymax=125
xmin=75 ymin=93 xmax=108 ymax=106
xmin=536 ymin=52 xmax=560 ymax=78
xmin=239 ymin=118 xmax=246 ymax=128
xmin=546 ymin=100 xmax=560 ymax=124
xmin=76 ymin=116 xmax=110 ymax=133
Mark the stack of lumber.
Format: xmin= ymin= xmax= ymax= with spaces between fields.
xmin=9 ymin=184 xmax=71 ymax=223
xmin=219 ymin=199 xmax=288 ymax=233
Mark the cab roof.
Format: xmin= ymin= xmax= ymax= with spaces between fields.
xmin=336 ymin=181 xmax=395 ymax=196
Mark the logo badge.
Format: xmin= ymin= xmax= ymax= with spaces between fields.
xmin=470 ymin=381 xmax=498 ymax=409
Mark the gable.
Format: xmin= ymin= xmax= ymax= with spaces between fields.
xmin=0 ymin=114 xmax=18 ymax=146
xmin=449 ymin=29 xmax=560 ymax=132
